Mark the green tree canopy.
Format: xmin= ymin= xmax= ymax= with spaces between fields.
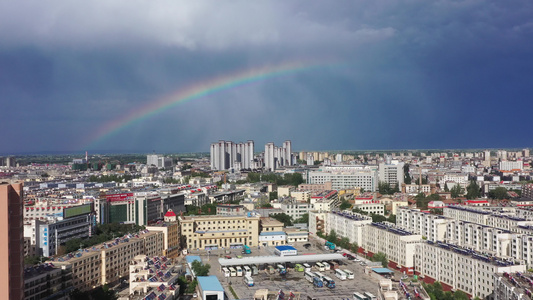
xmin=191 ymin=260 xmax=211 ymax=276
xmin=450 ymin=184 xmax=464 ymax=199
xmin=339 ymin=198 xmax=352 ymax=210
xmin=372 ymin=252 xmax=388 ymax=268
xmin=466 ymin=181 xmax=481 ymax=199
xmin=489 ymin=187 xmax=508 ymax=200
xmin=294 ymin=213 xmax=309 ymax=224
xmin=271 ymin=213 xmax=293 ymax=227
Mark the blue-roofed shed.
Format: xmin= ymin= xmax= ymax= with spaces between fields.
xmin=186 ymin=255 xmax=202 ymax=264
xmin=197 ymin=275 xmax=224 ymax=300
xmin=372 ymin=267 xmax=395 ymax=274
xmin=274 ymin=245 xmax=298 ymax=256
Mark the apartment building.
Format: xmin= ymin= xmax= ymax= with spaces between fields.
xmin=178 ymin=214 xmax=260 ymax=250
xmin=326 ymin=211 xmax=372 ymax=246
xmin=443 ymin=206 xmax=492 ymax=225
xmin=128 ymin=255 xmax=179 ymax=300
xmin=493 ymin=271 xmax=533 ymax=300
xmin=353 ymin=203 xmax=384 ymax=215
xmin=280 ymin=201 xmax=314 ymax=221
xmin=396 ymin=207 xmax=450 ymax=242
xmin=0 ymin=181 xmax=24 ymax=300
xmin=50 ymin=230 xmax=164 ymax=291
xmin=446 ymin=220 xmax=515 ymax=258
xmin=307 ymin=168 xmax=378 ymax=191
xmin=146 ymin=222 xmax=180 ymax=259
xmin=362 ymin=222 xmax=423 ymax=274
xmin=24 ymin=263 xmax=72 ymax=300
xmin=308 ymin=211 xmax=328 ymax=235
xmin=415 ymin=241 xmax=526 ymax=299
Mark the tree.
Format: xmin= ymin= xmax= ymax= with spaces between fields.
xmin=489 ymin=187 xmax=508 ymax=200
xmin=339 ymin=198 xmax=351 ymax=210
xmin=371 ymin=214 xmax=387 ymax=223
xmin=191 ymin=260 xmax=211 ymax=276
xmin=450 ymin=184 xmax=464 ymax=199
xmin=269 ymin=191 xmax=278 ymax=201
xmin=387 ymin=214 xmax=396 ymax=224
xmin=294 ymin=213 xmax=309 ymax=224
xmin=465 ymin=181 xmax=481 ymax=199
xmin=271 ymin=213 xmax=293 ymax=227
xmin=373 ymin=252 xmax=388 ymax=268
xmin=403 ymin=164 xmax=411 ymax=184
xmin=327 ymin=229 xmax=338 ymax=244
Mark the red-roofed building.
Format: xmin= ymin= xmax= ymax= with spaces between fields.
xmin=464 ymin=200 xmax=490 ymax=207
xmin=164 ymin=209 xmax=177 ymax=222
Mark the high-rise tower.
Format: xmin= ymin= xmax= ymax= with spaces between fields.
xmin=0 ymin=181 xmax=24 ymax=300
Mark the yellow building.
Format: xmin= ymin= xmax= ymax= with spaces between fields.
xmin=50 ymin=230 xmax=164 ymax=291
xmin=146 ymin=222 xmax=180 ymax=259
xmin=178 ymin=215 xmax=260 ymax=250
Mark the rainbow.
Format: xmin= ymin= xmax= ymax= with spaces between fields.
xmin=84 ymin=60 xmax=332 ymax=149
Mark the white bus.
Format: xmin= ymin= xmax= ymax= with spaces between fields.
xmin=303 ymin=263 xmax=311 ymax=272
xmin=236 ymin=266 xmax=243 ymax=276
xmin=335 ymin=269 xmax=347 ymax=280
xmin=251 ymin=265 xmax=258 ymax=275
xmin=244 ymin=275 xmax=254 ymax=287
xmin=243 ymin=265 xmax=252 ymax=276
xmin=343 ymin=269 xmax=354 ymax=279
xmin=315 ymin=262 xmax=325 ymax=271
xmin=363 ymin=292 xmax=377 ymax=300
xmin=304 ymin=270 xmax=315 ymax=283
xmin=353 ymin=292 xmax=366 ymax=300
xmin=222 ymin=267 xmax=230 ymax=277
xmin=229 ymin=267 xmax=237 ymax=277
xmin=322 ymin=261 xmax=331 ymax=270
xmin=314 ymin=271 xmax=326 ymax=281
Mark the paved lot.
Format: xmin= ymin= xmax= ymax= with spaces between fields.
xmin=188 ymin=236 xmax=382 ymax=299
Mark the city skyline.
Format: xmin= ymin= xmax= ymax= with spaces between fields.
xmin=1 ymin=1 xmax=533 ymax=154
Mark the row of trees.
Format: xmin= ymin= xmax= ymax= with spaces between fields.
xmin=378 ymin=181 xmax=400 ymax=195
xmin=270 ymin=212 xmax=309 ymax=227
xmin=246 ymin=172 xmax=304 ymax=186
xmin=423 ymin=282 xmax=471 ymax=300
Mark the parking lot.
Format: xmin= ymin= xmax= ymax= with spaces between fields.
xmin=188 ymin=235 xmax=382 ymax=299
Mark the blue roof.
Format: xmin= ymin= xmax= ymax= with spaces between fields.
xmin=275 ymin=245 xmax=297 ymax=251
xmin=197 ymin=275 xmax=224 ymax=292
xmin=372 ymin=268 xmax=394 ymax=274
xmin=186 ymin=255 xmax=202 ymax=264
xmin=260 ymin=231 xmax=287 ymax=236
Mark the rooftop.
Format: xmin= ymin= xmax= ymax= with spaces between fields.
xmin=197 ymin=275 xmax=224 ymax=292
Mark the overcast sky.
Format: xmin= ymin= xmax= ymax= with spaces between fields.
xmin=1 ymin=0 xmax=532 ymax=154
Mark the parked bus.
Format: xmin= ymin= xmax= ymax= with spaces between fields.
xmin=252 ymin=265 xmax=259 ymax=275
xmin=353 ymin=292 xmax=366 ymax=300
xmin=322 ymin=261 xmax=331 ymax=271
xmin=243 ymin=265 xmax=252 ymax=276
xmin=236 ymin=266 xmax=243 ymax=276
xmin=313 ymin=276 xmax=324 ymax=288
xmin=343 ymin=269 xmax=354 ymax=279
xmin=335 ymin=269 xmax=347 ymax=280
xmin=304 ymin=271 xmax=315 ymax=283
xmin=314 ymin=271 xmax=326 ymax=281
xmin=363 ymin=292 xmax=377 ymax=300
xmin=315 ymin=262 xmax=325 ymax=271
xmin=244 ymin=275 xmax=254 ymax=287
xmin=295 ymin=264 xmax=304 ymax=272
xmin=243 ymin=245 xmax=251 ymax=254
xmin=323 ymin=276 xmax=335 ymax=289
xmin=303 ymin=263 xmax=311 ymax=272
xmin=329 ymin=261 xmax=339 ymax=270
xmin=222 ymin=267 xmax=230 ymax=277
xmin=229 ymin=267 xmax=237 ymax=277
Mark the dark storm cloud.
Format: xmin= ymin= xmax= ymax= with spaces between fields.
xmin=0 ymin=0 xmax=532 ymax=154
